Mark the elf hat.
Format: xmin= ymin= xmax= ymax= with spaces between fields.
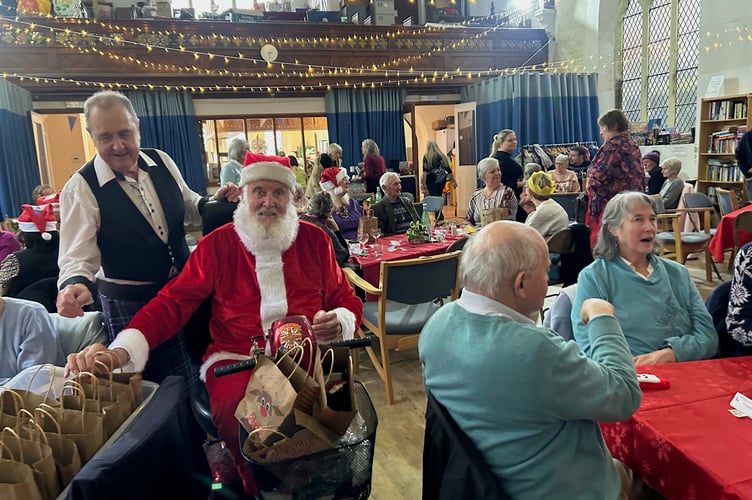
xmin=240 ymin=152 xmax=296 ymax=191
xmin=319 ymin=167 xmax=349 ymax=192
xmin=17 ymin=204 xmax=57 ymax=241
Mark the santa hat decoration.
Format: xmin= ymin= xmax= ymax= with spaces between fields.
xmin=17 ymin=204 xmax=57 ymax=241
xmin=319 ymin=167 xmax=349 ymax=192
xmin=36 ymin=191 xmax=61 ymax=220
xmin=240 ymin=152 xmax=296 ymax=191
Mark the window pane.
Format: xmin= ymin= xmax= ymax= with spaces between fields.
xmin=201 ymin=120 xmax=218 ymax=183
xmin=246 ymin=118 xmax=276 ymax=155
xmin=622 ymin=80 xmax=641 ymax=117
xmin=302 ymin=117 xmax=329 ymax=167
xmin=274 ymin=117 xmax=303 ymax=164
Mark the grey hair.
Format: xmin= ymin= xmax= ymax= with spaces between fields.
xmin=477 ymin=157 xmax=500 ymax=181
xmin=292 ymin=183 xmax=305 ymax=200
xmin=555 ymin=154 xmax=570 ymax=164
xmin=227 ymin=137 xmax=249 ymax=163
xmin=523 ymin=162 xmax=542 ymax=179
xmin=594 ymin=191 xmax=661 ymax=260
xmin=327 ymin=143 xmax=343 ymax=156
xmin=362 ymin=139 xmax=379 ymax=156
xmin=461 ymin=223 xmax=545 ymax=296
xmin=660 ymin=157 xmax=682 ymax=176
xmin=83 ymin=90 xmax=139 ymax=132
xmin=307 ymin=191 xmax=334 ymax=219
xmin=379 ymin=171 xmax=399 ymax=189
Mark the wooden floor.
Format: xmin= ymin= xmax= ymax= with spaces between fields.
xmin=360 ymin=244 xmax=730 ymax=499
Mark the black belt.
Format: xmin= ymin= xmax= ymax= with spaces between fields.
xmin=96 ymin=279 xmax=166 ymax=302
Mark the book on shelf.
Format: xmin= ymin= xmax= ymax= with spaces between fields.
xmin=707 ymin=126 xmax=747 ymax=154
xmin=706 ymin=158 xmax=742 ymax=182
xmin=708 ymin=100 xmax=748 ymax=121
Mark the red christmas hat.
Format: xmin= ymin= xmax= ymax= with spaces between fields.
xmin=319 ymin=167 xmax=349 ymax=192
xmin=36 ymin=191 xmax=60 ymax=207
xmin=17 ymin=204 xmax=57 ymax=240
xmin=240 ymin=152 xmax=295 ymax=190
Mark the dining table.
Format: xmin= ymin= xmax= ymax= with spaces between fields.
xmin=709 ymin=204 xmax=752 ymax=263
xmin=600 ymin=357 xmax=752 ymax=499
xmin=350 ymin=232 xmax=459 ymax=288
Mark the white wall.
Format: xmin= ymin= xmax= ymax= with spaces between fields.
xmin=194 ymin=97 xmax=326 ymax=115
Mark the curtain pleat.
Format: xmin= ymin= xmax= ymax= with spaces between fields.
xmin=325 ymin=88 xmax=407 ymax=169
xmin=127 ymin=91 xmax=206 ymax=193
xmin=462 ymin=72 xmax=600 ymax=158
xmin=0 ymin=80 xmax=40 ymax=219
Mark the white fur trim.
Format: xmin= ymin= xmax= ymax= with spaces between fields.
xmin=320 ymin=180 xmax=336 ymax=192
xmin=108 ymin=328 xmax=150 ymax=372
xmin=239 ymin=161 xmax=296 ymax=191
xmin=18 ymin=221 xmax=57 ymax=233
xmin=321 ymin=307 xmax=357 ymax=342
xmin=200 ymin=352 xmax=251 ymax=382
xmin=255 ymin=249 xmax=288 ymax=334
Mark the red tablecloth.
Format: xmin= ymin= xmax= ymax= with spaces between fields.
xmin=600 ymin=357 xmax=752 ymax=499
xmin=351 ymin=233 xmax=455 ymax=287
xmin=709 ymin=204 xmax=752 ymax=262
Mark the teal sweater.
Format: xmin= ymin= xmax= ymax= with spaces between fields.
xmin=571 ymin=255 xmax=718 ymax=360
xmin=419 ymin=292 xmax=641 ymax=500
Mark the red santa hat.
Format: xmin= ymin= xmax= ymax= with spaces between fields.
xmin=35 ymin=191 xmax=61 ymax=219
xmin=319 ymin=167 xmax=349 ymax=192
xmin=240 ymin=152 xmax=296 ymax=191
xmin=17 ymin=204 xmax=57 ymax=240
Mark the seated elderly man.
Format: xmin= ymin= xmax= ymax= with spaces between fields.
xmin=371 ymin=172 xmax=420 ymax=235
xmin=571 ymin=192 xmax=718 ymax=364
xmin=420 ymin=221 xmax=642 ymax=499
xmin=65 ymin=155 xmax=363 ymax=496
xmin=0 ymin=297 xmax=65 ymax=384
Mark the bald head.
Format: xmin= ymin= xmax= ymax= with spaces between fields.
xmin=461 ymin=221 xmax=549 ymax=312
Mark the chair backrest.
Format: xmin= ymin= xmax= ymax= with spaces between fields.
xmin=649 ymin=195 xmax=665 ymax=215
xmin=548 ymin=224 xmax=593 ymax=286
xmin=413 ymin=201 xmax=423 ymax=218
xmin=716 ymin=188 xmax=738 ymax=216
xmin=424 ymin=196 xmax=444 ymax=213
xmin=401 ymin=191 xmax=415 ymax=203
xmin=550 ymin=193 xmax=579 ymax=221
xmin=381 ymin=252 xmax=461 ymax=304
xmin=542 ymin=284 xmax=577 ymax=341
xmin=683 ymin=192 xmax=714 ymax=209
xmin=202 ymin=199 xmax=238 ymax=236
xmin=423 ymin=391 xmax=509 ymax=500
xmin=445 ymin=237 xmax=469 ymax=253
xmin=734 ymin=210 xmax=752 ymax=248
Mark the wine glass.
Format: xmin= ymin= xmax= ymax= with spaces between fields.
xmin=358 ymin=231 xmax=370 ymax=250
xmin=371 ymin=228 xmax=382 ymax=243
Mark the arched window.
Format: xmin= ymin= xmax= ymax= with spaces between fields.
xmin=619 ymin=0 xmax=700 ymax=135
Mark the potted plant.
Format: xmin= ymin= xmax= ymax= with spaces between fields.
xmin=406 ymin=221 xmax=429 ymax=245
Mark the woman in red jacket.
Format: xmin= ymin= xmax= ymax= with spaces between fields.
xmin=357 ymin=138 xmax=386 ymax=194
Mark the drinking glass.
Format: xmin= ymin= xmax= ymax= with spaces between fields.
xmin=358 ymin=232 xmax=370 ymax=248
xmin=371 ymin=228 xmax=382 ymax=242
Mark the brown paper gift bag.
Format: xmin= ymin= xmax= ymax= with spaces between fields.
xmin=480 ymin=207 xmax=509 ymax=226
xmin=0 ymin=391 xmax=25 ymax=430
xmin=73 ymin=371 xmax=130 ymax=438
xmin=91 ymin=353 xmax=142 ymax=410
xmin=35 ymin=403 xmax=104 ymax=464
xmin=3 ymin=365 xmax=60 ymax=413
xmin=358 ymin=215 xmax=378 ymax=243
xmin=1 ymin=427 xmax=59 ymax=500
xmin=18 ymin=411 xmax=80 ymax=488
xmin=0 ymin=441 xmax=43 ymax=500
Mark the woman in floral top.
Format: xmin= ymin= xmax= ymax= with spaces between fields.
xmin=466 ymin=157 xmax=518 ymax=226
xmin=586 ymin=109 xmax=645 ymax=248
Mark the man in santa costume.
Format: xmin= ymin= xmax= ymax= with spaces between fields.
xmin=65 ymin=153 xmax=364 ymax=495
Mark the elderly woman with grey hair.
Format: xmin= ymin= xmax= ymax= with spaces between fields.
xmin=551 ymin=154 xmax=580 ymax=193
xmin=571 ymin=191 xmax=717 ymax=365
xmin=466 ymin=157 xmax=518 ymax=226
xmin=220 ymin=137 xmax=249 ymax=185
xmin=658 ymin=157 xmax=684 ymax=210
xmin=298 ymin=191 xmax=350 ymax=266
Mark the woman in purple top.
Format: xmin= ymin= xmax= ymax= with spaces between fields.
xmin=319 ymin=166 xmax=362 ymax=241
xmin=0 ymin=230 xmax=21 ymax=265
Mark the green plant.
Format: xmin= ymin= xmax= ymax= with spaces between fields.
xmin=406 ymin=220 xmax=429 ymax=243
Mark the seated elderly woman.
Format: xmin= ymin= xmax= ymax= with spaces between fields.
xmin=466 ymin=157 xmax=518 ymax=226
xmin=551 ymin=154 xmax=581 ymax=193
xmin=658 ymin=157 xmax=685 ymax=210
xmin=571 ymin=191 xmax=718 ymax=365
xmin=524 ymin=171 xmax=570 ymax=240
xmin=298 ymin=191 xmax=350 ymax=266
xmin=320 ymin=166 xmax=362 ymax=241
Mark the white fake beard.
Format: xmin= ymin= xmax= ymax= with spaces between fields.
xmin=234 ymin=197 xmax=299 ymax=255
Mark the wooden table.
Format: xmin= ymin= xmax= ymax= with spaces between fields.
xmin=600 ymin=357 xmax=752 ymax=499
xmin=709 ymin=204 xmax=752 ymax=262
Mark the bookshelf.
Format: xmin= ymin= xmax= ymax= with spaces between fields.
xmin=697 ymin=93 xmax=752 ymax=204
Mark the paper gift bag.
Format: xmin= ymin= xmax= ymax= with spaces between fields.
xmin=18 ymin=411 xmax=80 ymax=488
xmin=243 ymin=428 xmax=329 ymax=466
xmin=0 ymin=391 xmax=25 ymax=429
xmin=480 ymin=207 xmax=509 ymax=226
xmin=0 ymin=428 xmax=59 ymax=500
xmin=358 ymin=216 xmax=378 ymax=243
xmin=4 ymin=365 xmax=60 ymax=412
xmin=74 ymin=370 xmax=130 ymax=438
xmin=234 ymin=356 xmax=300 ymax=445
xmin=92 ymin=353 xmax=142 ymax=409
xmin=0 ymin=441 xmax=43 ymax=500
xmin=35 ymin=403 xmax=104 ymax=464
xmin=316 ymin=346 xmax=357 ymax=435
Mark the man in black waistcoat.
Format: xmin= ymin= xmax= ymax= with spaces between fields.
xmin=55 ymin=90 xmax=240 ymax=387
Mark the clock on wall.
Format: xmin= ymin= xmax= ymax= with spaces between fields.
xmin=260 ymin=44 xmax=279 ymax=63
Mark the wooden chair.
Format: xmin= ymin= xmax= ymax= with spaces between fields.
xmin=343 ymin=252 xmax=462 ymax=404
xmin=716 ymin=187 xmax=739 ymax=216
xmin=732 ymin=210 xmax=752 ymax=265
xmin=656 ymin=207 xmax=722 ymax=281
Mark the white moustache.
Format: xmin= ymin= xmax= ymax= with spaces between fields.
xmin=256 ymin=208 xmax=279 ymax=216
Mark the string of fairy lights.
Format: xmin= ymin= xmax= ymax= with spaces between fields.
xmin=1 ymin=7 xmax=747 ymax=94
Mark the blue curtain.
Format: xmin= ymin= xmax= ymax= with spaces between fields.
xmin=462 ymin=72 xmax=600 ymax=158
xmin=325 ymin=88 xmax=407 ymax=170
xmin=127 ymin=91 xmax=205 ymax=193
xmin=0 ymin=81 xmax=40 ymax=219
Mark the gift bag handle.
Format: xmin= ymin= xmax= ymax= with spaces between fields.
xmin=247 ymin=426 xmax=290 ymax=448
xmin=275 ymin=338 xmax=313 ymax=382
xmin=1 ymin=426 xmax=25 ymax=463
xmin=93 ymin=359 xmax=117 ymax=401
xmin=25 ymin=363 xmax=56 ymax=402
xmin=72 ymin=372 xmax=101 ymax=401
xmin=0 ymin=389 xmax=25 ymax=416
xmin=0 ymin=438 xmax=15 ymax=461
xmin=15 ymin=409 xmax=50 ymax=448
xmin=60 ymin=380 xmax=100 ymax=413
xmin=35 ymin=405 xmax=64 ymax=435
